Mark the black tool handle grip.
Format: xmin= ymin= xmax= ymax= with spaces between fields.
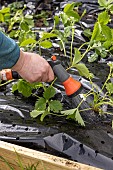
xmin=47 ymin=59 xmax=69 ymax=83
xmin=12 ymin=71 xmax=21 ymax=79
xmin=11 ymin=58 xmax=70 ymax=83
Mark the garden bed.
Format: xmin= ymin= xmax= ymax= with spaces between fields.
xmin=0 ymin=0 xmax=113 ymax=169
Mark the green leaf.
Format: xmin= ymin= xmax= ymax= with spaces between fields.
xmin=60 ymin=13 xmax=68 ymax=25
xmin=40 ymin=111 xmax=50 ymax=121
xmin=72 ymin=48 xmax=82 ymax=65
xmin=12 ymin=83 xmax=18 ymax=93
xmin=91 ymin=22 xmax=101 ymax=40
xmin=108 ymin=0 xmax=113 ymax=4
xmin=109 ymin=4 xmax=113 ymax=14
xmin=49 ymin=100 xmax=62 ymax=113
xmin=54 ymin=15 xmax=60 ymax=26
xmin=30 ymin=110 xmax=44 ymax=118
xmin=100 ymin=49 xmax=107 ymax=58
xmin=35 ymin=97 xmax=46 ymax=110
xmin=98 ymin=11 xmax=110 ymax=25
xmin=83 ymin=29 xmax=92 ymax=38
xmin=43 ymin=86 xmax=56 ymax=100
xmin=63 ymin=109 xmax=85 ymax=126
xmin=64 ymin=3 xmax=75 ymax=13
xmin=17 ymin=80 xmax=32 ymax=97
xmin=0 ymin=7 xmax=10 ymax=13
xmin=44 ymin=20 xmax=49 ymax=26
xmin=0 ymin=13 xmax=4 ymax=22
xmin=75 ymin=109 xmax=85 ymax=126
xmin=25 ymin=14 xmax=33 ymax=19
xmin=41 ymin=33 xmax=57 ymax=41
xmin=74 ymin=63 xmax=90 ymax=78
xmin=88 ymin=52 xmax=98 ymax=62
xmin=66 ymin=11 xmax=80 ymax=21
xmin=106 ymin=83 xmax=113 ymax=94
xmin=101 ymin=25 xmax=112 ymax=40
xmin=103 ymin=40 xmax=111 ymax=49
xmin=54 ymin=30 xmax=66 ymax=42
xmin=39 ymin=40 xmax=52 ymax=48
xmin=20 ymin=21 xmax=29 ymax=31
xmin=61 ymin=108 xmax=76 ymax=116
xmin=64 ymin=26 xmax=71 ymax=37
xmin=98 ymin=0 xmax=107 ymax=7
xmin=20 ymin=38 xmax=36 ymax=47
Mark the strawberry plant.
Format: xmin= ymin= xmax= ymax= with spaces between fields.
xmin=30 ymin=86 xmax=62 ymax=121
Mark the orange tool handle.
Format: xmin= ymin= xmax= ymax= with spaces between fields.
xmin=0 ymin=69 xmax=20 ymax=81
xmin=48 ymin=56 xmax=82 ymax=96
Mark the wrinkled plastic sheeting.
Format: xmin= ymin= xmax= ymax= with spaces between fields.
xmin=44 ymin=133 xmax=113 ymax=170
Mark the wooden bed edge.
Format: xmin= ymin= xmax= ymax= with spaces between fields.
xmin=0 ymin=140 xmax=103 ymax=170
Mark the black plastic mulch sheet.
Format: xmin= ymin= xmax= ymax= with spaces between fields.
xmin=0 ymin=88 xmax=113 ymax=170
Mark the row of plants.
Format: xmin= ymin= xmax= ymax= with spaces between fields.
xmin=1 ymin=0 xmax=113 ymax=126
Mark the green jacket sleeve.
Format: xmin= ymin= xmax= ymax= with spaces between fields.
xmin=0 ymin=31 xmax=20 ymax=70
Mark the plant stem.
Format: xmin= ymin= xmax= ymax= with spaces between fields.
xmin=61 ymin=39 xmax=66 ymax=56
xmin=70 ymin=23 xmax=75 ymax=64
xmin=102 ymin=66 xmax=112 ymax=90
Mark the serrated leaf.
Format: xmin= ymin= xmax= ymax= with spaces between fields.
xmin=83 ymin=29 xmax=92 ymax=38
xmin=39 ymin=40 xmax=52 ymax=48
xmin=43 ymin=86 xmax=56 ymax=100
xmin=106 ymin=83 xmax=113 ymax=94
xmin=108 ymin=0 xmax=113 ymax=4
xmin=17 ymin=80 xmax=32 ymax=97
xmin=74 ymin=63 xmax=90 ymax=78
xmin=0 ymin=7 xmax=10 ymax=13
xmin=64 ymin=26 xmax=71 ymax=37
xmin=98 ymin=11 xmax=110 ymax=25
xmin=60 ymin=13 xmax=68 ymax=25
xmin=41 ymin=33 xmax=57 ymax=41
xmin=100 ymin=50 xmax=107 ymax=58
xmin=88 ymin=52 xmax=98 ymax=62
xmin=64 ymin=3 xmax=75 ymax=13
xmin=20 ymin=21 xmax=29 ymax=31
xmin=40 ymin=111 xmax=50 ymax=121
xmin=61 ymin=108 xmax=76 ymax=115
xmin=75 ymin=109 xmax=85 ymax=126
xmin=0 ymin=13 xmax=4 ymax=22
xmin=91 ymin=22 xmax=101 ymax=40
xmin=98 ymin=0 xmax=107 ymax=7
xmin=35 ymin=97 xmax=46 ymax=110
xmin=101 ymin=25 xmax=112 ymax=40
xmin=65 ymin=109 xmax=85 ymax=126
xmin=72 ymin=48 xmax=82 ymax=65
xmin=103 ymin=40 xmax=111 ymax=49
xmin=66 ymin=11 xmax=80 ymax=21
xmin=54 ymin=15 xmax=60 ymax=26
xmin=20 ymin=38 xmax=36 ymax=47
xmin=30 ymin=110 xmax=44 ymax=118
xmin=49 ymin=100 xmax=62 ymax=113
xmin=12 ymin=83 xmax=18 ymax=93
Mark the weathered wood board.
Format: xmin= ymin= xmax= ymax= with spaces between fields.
xmin=0 ymin=141 xmax=103 ymax=170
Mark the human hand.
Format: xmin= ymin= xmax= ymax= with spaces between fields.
xmin=12 ymin=50 xmax=54 ymax=83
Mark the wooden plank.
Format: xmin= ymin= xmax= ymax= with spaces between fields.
xmin=0 ymin=141 xmax=103 ymax=170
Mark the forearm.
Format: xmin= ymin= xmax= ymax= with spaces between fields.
xmin=0 ymin=31 xmax=20 ymax=70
